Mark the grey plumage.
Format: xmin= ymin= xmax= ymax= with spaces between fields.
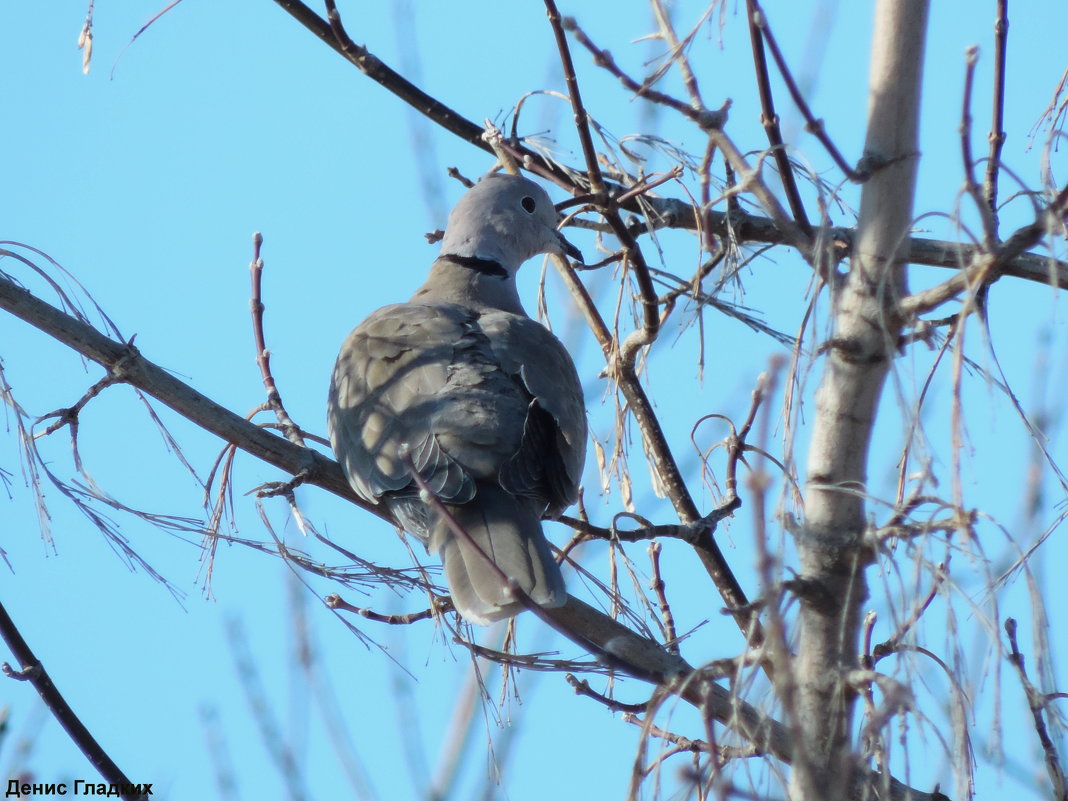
xmin=328 ymin=174 xmax=586 ymax=624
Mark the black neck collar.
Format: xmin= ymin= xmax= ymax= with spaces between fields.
xmin=440 ymin=254 xmax=508 ymax=279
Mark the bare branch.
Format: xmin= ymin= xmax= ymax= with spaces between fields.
xmin=901 ymin=187 xmax=1068 ymax=318
xmin=748 ymin=2 xmax=865 ymax=183
xmin=249 ymin=232 xmax=306 ymax=447
xmin=0 ymin=601 xmax=149 ymax=801
xmin=545 ymin=7 xmax=661 ymax=350
xmin=960 ymin=45 xmax=999 ymax=249
xmin=543 ymin=0 xmax=604 ymax=196
xmin=648 ymin=542 xmax=679 ymax=655
xmin=984 ymin=0 xmax=1010 ymax=226
xmin=621 ymin=711 xmax=717 ymax=755
xmin=1005 ymin=618 xmax=1068 ymax=801
xmin=562 ymin=17 xmax=729 ymax=131
xmin=744 ymin=1 xmax=813 ymax=232
xmin=264 ymin=4 xmax=1065 ymax=295
xmin=565 ymin=673 xmax=651 ymax=714
xmin=538 ymin=598 xmax=936 ymax=801
xmin=544 ymin=240 xmax=756 ymax=636
xmin=325 ymin=593 xmax=442 ymax=624
xmin=0 ymin=270 xmax=373 ymax=516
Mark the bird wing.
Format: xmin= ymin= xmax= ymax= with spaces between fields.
xmin=328 ymin=302 xmax=586 ymax=518
xmin=329 ymin=302 xmax=529 ymax=509
xmin=480 ymin=310 xmax=587 ymax=515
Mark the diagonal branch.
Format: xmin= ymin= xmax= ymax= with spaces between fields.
xmin=544 ymin=1 xmax=660 ymax=349
xmin=745 ymin=0 xmax=812 ymax=232
xmin=543 ymin=0 xmax=604 ymax=196
xmin=540 ymin=597 xmax=936 ymax=801
xmin=548 ymin=252 xmax=755 ymax=628
xmin=269 ymin=1 xmax=1067 ymax=291
xmin=748 ymin=1 xmax=865 ymax=183
xmin=0 ymin=271 xmax=371 ymax=515
xmin=1005 ymin=617 xmax=1068 ymax=800
xmin=0 ymin=600 xmax=150 ymax=801
xmin=0 ymin=203 xmax=936 ymax=801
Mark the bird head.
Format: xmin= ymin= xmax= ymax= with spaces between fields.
xmin=439 ymin=173 xmax=582 ymax=275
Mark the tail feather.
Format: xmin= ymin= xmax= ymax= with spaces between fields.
xmin=429 ymin=483 xmax=566 ymax=624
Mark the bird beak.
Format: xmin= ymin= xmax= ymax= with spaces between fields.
xmin=557 ymin=231 xmax=583 ymax=263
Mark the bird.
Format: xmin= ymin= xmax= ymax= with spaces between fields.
xmin=327 ymin=173 xmax=587 ymax=625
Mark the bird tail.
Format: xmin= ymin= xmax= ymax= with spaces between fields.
xmin=429 ymin=483 xmax=566 ymax=625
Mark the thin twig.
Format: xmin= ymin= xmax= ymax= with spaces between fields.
xmin=544 ymin=0 xmax=604 ymax=196
xmin=648 ymin=542 xmax=679 ymax=655
xmin=202 ymin=439 xmax=240 ymax=593
xmin=870 ymin=566 xmax=945 ymax=662
xmin=621 ymin=711 xmax=725 ymax=756
xmin=546 ymin=7 xmax=660 ymax=349
xmin=554 ymin=511 xmax=735 ymax=545
xmin=565 ymin=673 xmax=651 ymax=713
xmin=648 ymin=0 xmax=707 ymax=109
xmin=566 ymin=17 xmax=812 ymax=255
xmin=960 ymin=46 xmax=997 ymax=250
xmin=249 ymin=232 xmax=306 ymax=447
xmin=749 ymin=1 xmax=864 ymax=182
xmin=984 ymin=0 xmax=1009 ymax=228
xmin=563 ymin=17 xmax=729 ymax=131
xmin=325 ymin=593 xmax=442 ymax=624
xmin=457 ymin=638 xmax=606 ymax=674
xmin=1004 ymin=618 xmax=1068 ymax=801
xmin=900 ymin=187 xmax=1068 ymax=318
xmin=745 ymin=0 xmax=812 ymax=232
xmin=35 ymin=369 xmax=121 ymax=437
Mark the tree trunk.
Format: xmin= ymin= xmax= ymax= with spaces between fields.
xmin=792 ymin=1 xmax=929 ymax=798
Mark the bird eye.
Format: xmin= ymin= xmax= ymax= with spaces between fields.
xmin=521 ymin=196 xmax=537 ymax=213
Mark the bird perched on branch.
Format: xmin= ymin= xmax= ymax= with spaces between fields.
xmin=328 ymin=173 xmax=586 ymax=624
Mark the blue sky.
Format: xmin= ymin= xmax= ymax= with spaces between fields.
xmin=2 ymin=2 xmax=1066 ymax=800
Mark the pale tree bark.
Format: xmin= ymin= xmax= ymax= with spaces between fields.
xmin=793 ymin=1 xmax=929 ymax=798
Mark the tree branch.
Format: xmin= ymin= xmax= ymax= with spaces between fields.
xmin=745 ymin=0 xmax=813 ymax=232
xmin=0 ymin=267 xmax=939 ymax=801
xmin=0 ymin=271 xmax=373 ymax=516
xmin=540 ymin=597 xmax=936 ymax=801
xmin=984 ymin=0 xmax=1009 ymax=227
xmin=0 ymin=600 xmax=149 ymax=801
xmin=1005 ymin=617 xmax=1068 ymax=800
xmin=271 ymin=0 xmax=1066 ymax=293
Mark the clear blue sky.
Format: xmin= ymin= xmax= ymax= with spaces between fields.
xmin=1 ymin=2 xmax=1066 ymax=799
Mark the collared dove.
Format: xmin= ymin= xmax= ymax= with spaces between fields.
xmin=328 ymin=173 xmax=586 ymax=624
